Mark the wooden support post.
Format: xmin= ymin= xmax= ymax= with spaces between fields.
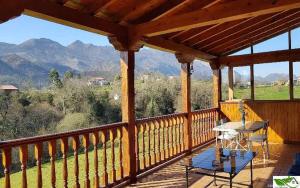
xmin=108 ymin=36 xmax=143 ymax=182
xmin=250 ymin=46 xmax=255 ymax=100
xmin=228 ymin=66 xmax=234 ymax=101
xmin=289 ymin=30 xmax=294 ymax=100
xmin=176 ymin=53 xmax=195 ymax=153
xmin=210 ymin=60 xmax=222 ymax=108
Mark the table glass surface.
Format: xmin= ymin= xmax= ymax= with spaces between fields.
xmin=213 ymin=121 xmax=265 ymax=133
xmin=180 ymin=148 xmax=256 ymax=174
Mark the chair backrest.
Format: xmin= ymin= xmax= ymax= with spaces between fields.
xmin=262 ymin=120 xmax=269 ymax=136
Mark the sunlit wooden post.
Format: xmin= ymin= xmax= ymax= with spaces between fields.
xmin=288 ymin=30 xmax=294 ymax=100
xmin=210 ymin=59 xmax=222 ymax=108
xmin=228 ymin=66 xmax=234 ymax=100
xmin=176 ymin=53 xmax=195 ymax=153
xmin=108 ymin=35 xmax=143 ymax=182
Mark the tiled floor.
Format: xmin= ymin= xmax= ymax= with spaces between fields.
xmin=128 ymin=142 xmax=300 ymax=188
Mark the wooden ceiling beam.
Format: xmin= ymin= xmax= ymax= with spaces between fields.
xmin=186 ymin=18 xmax=252 ymax=46
xmin=80 ymin=0 xmax=111 ymax=15
xmin=211 ymin=11 xmax=300 ymax=54
xmin=0 ymin=0 xmax=24 ymax=23
xmin=133 ymin=0 xmax=300 ymax=37
xmin=23 ymin=0 xmax=126 ymax=37
xmin=197 ymin=10 xmax=292 ymax=50
xmin=118 ymin=0 xmax=168 ymax=24
xmin=219 ymin=48 xmax=300 ymax=67
xmin=129 ymin=0 xmax=185 ymax=24
xmin=142 ymin=36 xmax=216 ymax=61
xmin=173 ymin=24 xmax=221 ymax=43
xmin=223 ymin=22 xmax=300 ymax=56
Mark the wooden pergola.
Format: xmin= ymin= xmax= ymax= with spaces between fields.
xmin=1 ymin=0 xmax=300 ymax=187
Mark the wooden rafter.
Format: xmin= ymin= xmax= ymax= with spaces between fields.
xmin=143 ymin=37 xmax=216 ymax=61
xmin=187 ymin=18 xmax=252 ymax=46
xmin=128 ymin=0 xmax=185 ymax=24
xmin=118 ymin=0 xmax=167 ymax=24
xmin=212 ymin=11 xmax=300 ymax=54
xmin=200 ymin=10 xmax=296 ymax=51
xmin=219 ymin=48 xmax=300 ymax=67
xmin=133 ymin=0 xmax=300 ymax=37
xmin=23 ymin=0 xmax=126 ymax=37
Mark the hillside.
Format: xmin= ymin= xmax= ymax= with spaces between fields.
xmin=0 ymin=38 xmax=212 ymax=88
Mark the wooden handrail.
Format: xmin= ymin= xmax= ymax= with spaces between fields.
xmin=136 ymin=112 xmax=188 ymax=124
xmin=0 ymin=122 xmax=127 ymax=148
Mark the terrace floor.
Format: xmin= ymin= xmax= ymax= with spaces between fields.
xmin=127 ymin=142 xmax=299 ymax=188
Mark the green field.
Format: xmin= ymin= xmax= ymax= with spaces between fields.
xmin=232 ymin=85 xmax=300 ymax=100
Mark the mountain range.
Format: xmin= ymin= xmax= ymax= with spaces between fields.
xmin=0 ymin=38 xmax=213 ymax=88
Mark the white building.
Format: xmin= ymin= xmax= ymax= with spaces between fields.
xmin=87 ymin=77 xmax=109 ymax=86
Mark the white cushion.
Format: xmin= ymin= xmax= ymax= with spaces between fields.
xmin=218 ymin=132 xmax=238 ymax=140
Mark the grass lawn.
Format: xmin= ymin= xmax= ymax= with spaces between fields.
xmin=233 ymin=85 xmax=300 ymax=100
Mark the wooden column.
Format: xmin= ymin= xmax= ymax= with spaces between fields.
xmin=109 ymin=36 xmax=143 ymax=182
xmin=228 ymin=66 xmax=234 ymax=100
xmin=289 ymin=30 xmax=294 ymax=100
xmin=176 ymin=53 xmax=195 ymax=153
xmin=210 ymin=60 xmax=222 ymax=108
xmin=250 ymin=46 xmax=255 ymax=100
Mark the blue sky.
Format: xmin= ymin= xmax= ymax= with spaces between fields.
xmin=1 ymin=15 xmax=300 ymax=77
xmin=0 ymin=15 xmax=110 ymax=46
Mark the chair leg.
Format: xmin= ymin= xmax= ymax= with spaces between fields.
xmin=261 ymin=141 xmax=266 ymax=163
xmin=266 ymin=139 xmax=270 ymax=159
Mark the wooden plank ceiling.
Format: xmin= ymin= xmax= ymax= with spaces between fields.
xmin=1 ymin=0 xmax=300 ymax=62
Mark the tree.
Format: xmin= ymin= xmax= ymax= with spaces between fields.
xmin=49 ymin=69 xmax=63 ymax=88
xmin=64 ymin=71 xmax=74 ymax=80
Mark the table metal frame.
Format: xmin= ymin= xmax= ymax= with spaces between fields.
xmin=185 ymin=158 xmax=253 ymax=188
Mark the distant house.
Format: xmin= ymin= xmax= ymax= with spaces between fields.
xmin=87 ymin=77 xmax=109 ymax=86
xmin=0 ymin=85 xmax=18 ymax=94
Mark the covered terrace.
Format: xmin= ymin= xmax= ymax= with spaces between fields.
xmin=1 ymin=0 xmax=300 ymax=187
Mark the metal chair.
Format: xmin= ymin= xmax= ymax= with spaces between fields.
xmin=248 ymin=120 xmax=270 ymax=161
xmin=217 ymin=129 xmax=240 ymax=149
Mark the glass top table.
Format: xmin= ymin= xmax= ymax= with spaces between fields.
xmin=180 ymin=147 xmax=256 ymax=188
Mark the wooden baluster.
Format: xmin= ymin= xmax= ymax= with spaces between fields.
xmin=100 ymin=131 xmax=108 ymax=187
xmin=140 ymin=124 xmax=145 ymax=170
xmin=156 ymin=120 xmax=161 ymax=163
xmin=109 ymin=129 xmax=116 ymax=183
xmin=34 ymin=143 xmax=43 ymax=188
xmin=160 ymin=120 xmax=165 ymax=161
xmin=191 ymin=114 xmax=195 ymax=147
xmin=146 ymin=123 xmax=151 ymax=167
xmin=72 ymin=136 xmax=80 ymax=188
xmin=175 ymin=117 xmax=179 ymax=154
xmin=152 ymin=122 xmax=156 ymax=165
xmin=83 ymin=134 xmax=90 ymax=188
xmin=164 ymin=119 xmax=169 ymax=159
xmin=92 ymin=132 xmax=99 ymax=188
xmin=171 ymin=118 xmax=176 ymax=156
xmin=136 ymin=125 xmax=141 ymax=171
xmin=117 ymin=128 xmax=123 ymax=179
xmin=201 ymin=113 xmax=204 ymax=144
xmin=181 ymin=116 xmax=184 ymax=152
xmin=170 ymin=118 xmax=175 ymax=157
xmin=48 ymin=140 xmax=56 ymax=188
xmin=195 ymin=114 xmax=199 ymax=146
xmin=169 ymin=118 xmax=173 ymax=157
xmin=2 ymin=147 xmax=11 ymax=188
xmin=19 ymin=145 xmax=28 ymax=188
xmin=60 ymin=137 xmax=68 ymax=188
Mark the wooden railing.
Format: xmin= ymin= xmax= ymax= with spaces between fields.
xmin=0 ymin=109 xmax=219 ymax=187
xmin=135 ymin=113 xmax=187 ymax=174
xmin=191 ymin=108 xmax=219 ymax=148
xmin=0 ymin=122 xmax=128 ymax=188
